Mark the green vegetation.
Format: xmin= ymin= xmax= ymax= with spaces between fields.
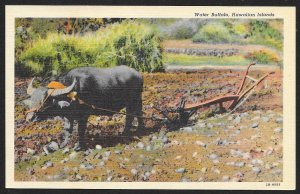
xmin=245 ymin=49 xmax=281 ymax=64
xmin=18 ymin=20 xmax=164 ymax=76
xmin=192 ymin=23 xmax=232 ymax=44
xmin=165 ymin=53 xmax=250 ymax=66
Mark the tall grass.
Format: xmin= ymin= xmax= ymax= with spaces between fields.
xmin=19 ymin=20 xmax=164 ymax=76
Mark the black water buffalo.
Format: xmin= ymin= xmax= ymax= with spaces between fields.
xmin=23 ymin=65 xmax=144 ymax=150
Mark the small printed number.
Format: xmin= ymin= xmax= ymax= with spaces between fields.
xmin=266 ymin=183 xmax=280 ymax=186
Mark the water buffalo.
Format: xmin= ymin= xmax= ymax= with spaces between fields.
xmin=23 ymin=65 xmax=144 ymax=150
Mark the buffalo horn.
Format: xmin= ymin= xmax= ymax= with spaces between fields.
xmin=27 ymin=77 xmax=36 ymax=96
xmin=49 ymin=78 xmax=77 ymax=96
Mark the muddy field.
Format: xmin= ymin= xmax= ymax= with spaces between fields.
xmin=14 ymin=68 xmax=283 ymax=182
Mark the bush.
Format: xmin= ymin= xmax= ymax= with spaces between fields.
xmin=245 ymin=49 xmax=281 ymax=64
xmin=18 ymin=20 xmax=164 ymax=76
xmin=192 ymin=23 xmax=232 ymax=43
xmin=159 ymin=19 xmax=201 ymax=39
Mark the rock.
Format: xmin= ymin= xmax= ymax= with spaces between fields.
xmin=275 ymin=117 xmax=283 ymax=123
xmin=230 ymin=149 xmax=243 ymax=157
xmin=272 ymin=169 xmax=282 ymax=175
xmin=197 ymin=122 xmax=206 ymax=128
xmin=242 ymin=152 xmax=252 ymax=160
xmin=235 ymin=162 xmax=245 ymax=167
xmin=212 ymin=159 xmax=219 ymax=164
xmin=47 ymin=141 xmax=59 ymax=152
xmin=99 ymin=161 xmax=105 ymax=167
xmin=252 ymin=116 xmax=261 ymax=121
xmin=222 ymin=175 xmax=230 ymax=181
xmin=192 ymin=152 xmax=198 ymax=158
xmin=83 ymin=150 xmax=90 ymax=156
xmin=104 ymin=151 xmax=111 ymax=157
xmin=114 ymin=150 xmax=122 ymax=154
xmin=175 ymin=168 xmax=185 ymax=173
xmin=207 ymin=123 xmax=213 ymax=129
xmin=251 ymin=123 xmax=259 ymax=128
xmin=69 ymin=152 xmax=77 ymax=160
xmin=213 ymin=168 xmax=221 ymax=174
xmin=27 ymin=167 xmax=35 ymax=175
xmin=162 ymin=137 xmax=168 ymax=144
xmin=181 ymin=177 xmax=190 ymax=182
xmin=62 ymin=147 xmax=70 ymax=154
xmin=43 ymin=146 xmax=49 ymax=155
xmin=175 ymin=155 xmax=182 ymax=160
xmin=274 ymin=127 xmax=283 ymax=133
xmin=151 ymin=135 xmax=157 ymax=141
xmin=80 ymin=163 xmax=94 ymax=170
xmin=240 ymin=112 xmax=249 ymax=118
xmin=95 ymin=145 xmax=102 ymax=150
xmin=181 ymin=127 xmax=193 ymax=133
xmin=136 ymin=142 xmax=145 ymax=149
xmin=146 ymin=145 xmax=152 ymax=151
xmin=198 ymin=177 xmax=204 ymax=182
xmin=233 ymin=116 xmax=241 ymax=124
xmin=60 ymin=158 xmax=69 ymax=163
xmin=226 ymin=161 xmax=235 ymax=166
xmin=209 ymin=154 xmax=218 ymax=160
xmin=251 ymin=159 xmax=264 ymax=166
xmin=264 ymin=147 xmax=274 ymax=156
xmin=107 ymin=176 xmax=113 ymax=182
xmin=75 ymin=174 xmax=82 ymax=180
xmin=252 ymin=167 xmax=261 ymax=174
xmin=131 ymin=168 xmax=138 ymax=176
xmin=201 ymin=167 xmax=207 ymax=173
xmin=27 ymin=148 xmax=35 ymax=155
xmin=42 ymin=161 xmax=53 ymax=170
xmin=195 ymin=141 xmax=207 ymax=148
xmin=262 ymin=117 xmax=270 ymax=122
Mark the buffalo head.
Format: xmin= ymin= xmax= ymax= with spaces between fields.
xmin=23 ymin=78 xmax=77 ymax=122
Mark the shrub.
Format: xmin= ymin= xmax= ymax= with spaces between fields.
xmin=159 ymin=19 xmax=201 ymax=39
xmin=192 ymin=23 xmax=232 ymax=43
xmin=19 ymin=20 xmax=164 ymax=76
xmin=245 ymin=49 xmax=281 ymax=64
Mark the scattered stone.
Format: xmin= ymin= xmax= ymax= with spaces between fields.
xmin=262 ymin=117 xmax=270 ymax=122
xmin=230 ymin=149 xmax=243 ymax=157
xmin=114 ymin=150 xmax=122 ymax=154
xmin=151 ymin=135 xmax=157 ymax=141
xmin=207 ymin=123 xmax=213 ymax=129
xmin=252 ymin=116 xmax=261 ymax=121
xmin=235 ymin=162 xmax=245 ymax=167
xmin=272 ymin=169 xmax=282 ymax=175
xmin=75 ymin=174 xmax=82 ymax=180
xmin=80 ymin=163 xmax=94 ymax=170
xmin=60 ymin=158 xmax=69 ymax=163
xmin=251 ymin=123 xmax=259 ymax=128
xmin=181 ymin=127 xmax=193 ymax=133
xmin=233 ymin=116 xmax=241 ymax=124
xmin=212 ymin=159 xmax=219 ymax=164
xmin=175 ymin=168 xmax=185 ymax=173
xmin=209 ymin=153 xmax=218 ymax=160
xmin=107 ymin=176 xmax=113 ymax=182
xmin=62 ymin=147 xmax=70 ymax=154
xmin=99 ymin=161 xmax=105 ymax=167
xmin=69 ymin=152 xmax=77 ymax=160
xmin=175 ymin=155 xmax=182 ymax=160
xmin=264 ymin=147 xmax=274 ymax=156
xmin=222 ymin=175 xmax=230 ymax=181
xmin=131 ymin=168 xmax=138 ymax=176
xmin=195 ymin=141 xmax=207 ymax=148
xmin=192 ymin=152 xmax=198 ymax=158
xmin=27 ymin=167 xmax=35 ymax=175
xmin=136 ymin=142 xmax=145 ymax=149
xmin=251 ymin=159 xmax=264 ymax=166
xmin=146 ymin=145 xmax=152 ymax=151
xmin=240 ymin=112 xmax=249 ymax=118
xmin=274 ymin=127 xmax=283 ymax=133
xmin=42 ymin=161 xmax=53 ymax=170
xmin=201 ymin=167 xmax=207 ymax=174
xmin=242 ymin=152 xmax=252 ymax=160
xmin=181 ymin=177 xmax=190 ymax=182
xmin=275 ymin=117 xmax=283 ymax=124
xmin=27 ymin=148 xmax=35 ymax=155
xmin=226 ymin=161 xmax=235 ymax=166
xmin=95 ymin=145 xmax=102 ymax=150
xmin=213 ymin=168 xmax=221 ymax=174
xmin=197 ymin=122 xmax=206 ymax=128
xmin=252 ymin=167 xmax=261 ymax=174
xmin=198 ymin=177 xmax=204 ymax=182
xmin=47 ymin=141 xmax=59 ymax=152
xmin=104 ymin=151 xmax=111 ymax=157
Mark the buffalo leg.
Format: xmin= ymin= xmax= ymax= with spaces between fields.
xmin=124 ymin=106 xmax=134 ymax=135
xmin=136 ymin=97 xmax=145 ymax=130
xmin=75 ymin=117 xmax=88 ymax=151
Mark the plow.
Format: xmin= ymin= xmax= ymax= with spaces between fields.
xmin=153 ymin=63 xmax=275 ymax=127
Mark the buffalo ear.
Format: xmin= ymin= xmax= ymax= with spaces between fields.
xmin=23 ymin=99 xmax=32 ymax=107
xmin=57 ymin=101 xmax=70 ymax=109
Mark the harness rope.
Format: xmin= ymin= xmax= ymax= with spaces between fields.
xmin=76 ymin=97 xmax=167 ymax=121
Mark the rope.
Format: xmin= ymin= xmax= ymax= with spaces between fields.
xmin=77 ymin=98 xmax=167 ymax=121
